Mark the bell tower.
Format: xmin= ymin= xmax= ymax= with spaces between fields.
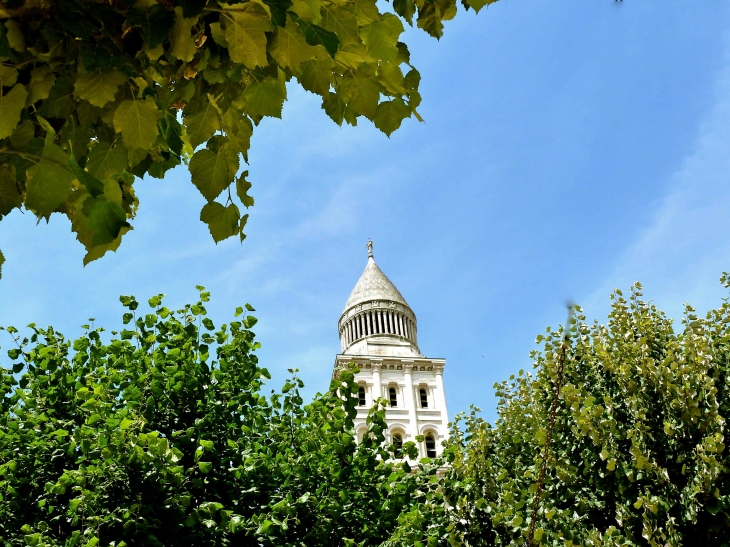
xmin=333 ymin=241 xmax=449 ymax=457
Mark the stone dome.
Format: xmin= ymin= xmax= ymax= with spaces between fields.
xmin=338 ymin=241 xmax=420 ymax=357
xmin=343 ymin=257 xmax=409 ymax=312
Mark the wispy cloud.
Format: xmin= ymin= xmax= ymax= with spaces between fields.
xmin=582 ymin=39 xmax=730 ymax=320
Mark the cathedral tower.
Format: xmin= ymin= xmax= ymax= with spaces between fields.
xmin=333 ymin=241 xmax=449 ymax=457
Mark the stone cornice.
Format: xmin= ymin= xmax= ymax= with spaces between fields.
xmin=334 ymin=354 xmax=446 ymax=377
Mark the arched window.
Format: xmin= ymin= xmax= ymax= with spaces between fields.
xmin=388 ymin=386 xmax=398 ymax=407
xmin=419 ymin=388 xmax=428 ymax=408
xmin=425 ymin=433 xmax=437 ymax=458
xmin=393 ymin=433 xmax=403 ymax=457
xmin=358 ymin=385 xmax=366 ymax=406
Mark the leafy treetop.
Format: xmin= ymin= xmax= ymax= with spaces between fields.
xmin=0 ymin=288 xmax=443 ymax=546
xmin=0 ymin=0 xmax=495 ymax=276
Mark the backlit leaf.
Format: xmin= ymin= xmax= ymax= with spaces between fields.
xmin=74 ymin=69 xmax=127 ymax=108
xmin=86 ymin=143 xmax=129 ymax=180
xmin=200 ymin=201 xmax=240 ymax=242
xmin=170 ymin=7 xmax=199 ymax=62
xmin=0 ymin=165 xmax=22 ymax=217
xmin=235 ymin=171 xmax=254 ymax=207
xmin=24 ymin=145 xmax=75 ymax=218
xmin=184 ymin=101 xmax=222 ymax=149
xmin=189 ymin=137 xmax=240 ymax=201
xmin=295 ymin=16 xmax=340 ymax=57
xmin=373 ymin=98 xmax=411 ymax=136
xmin=464 ymin=0 xmax=497 ymax=12
xmin=83 ymin=196 xmax=130 ymax=246
xmin=113 ymin=97 xmax=162 ymax=149
xmin=223 ymin=4 xmax=271 ymax=69
xmin=361 ymin=14 xmax=403 ymax=63
xmin=242 ymin=78 xmax=286 ymax=118
xmin=270 ymin=22 xmax=324 ymax=70
xmin=299 ymin=59 xmax=334 ymax=95
xmin=0 ymin=84 xmax=27 ymax=140
xmin=28 ymin=66 xmax=56 ymax=105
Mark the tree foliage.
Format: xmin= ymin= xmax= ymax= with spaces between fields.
xmin=0 ymin=0 xmax=495 ymax=274
xmin=0 ymin=288 xmax=450 ymax=546
xmin=8 ymin=281 xmax=730 ymax=546
xmin=412 ymin=281 xmax=730 ymax=547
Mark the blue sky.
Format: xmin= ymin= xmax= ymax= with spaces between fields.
xmin=2 ymin=0 xmax=730 ymax=421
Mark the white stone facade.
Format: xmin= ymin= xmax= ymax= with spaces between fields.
xmin=332 ymin=242 xmax=449 ymax=458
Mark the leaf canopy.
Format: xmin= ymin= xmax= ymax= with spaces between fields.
xmin=0 ymin=0 xmax=492 ymax=276
xmin=0 ymin=289 xmax=438 ymax=546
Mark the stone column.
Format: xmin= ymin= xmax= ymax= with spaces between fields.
xmin=434 ymin=367 xmax=449 ymax=440
xmin=403 ymin=364 xmax=418 ymax=440
xmin=372 ymin=364 xmax=382 ymax=405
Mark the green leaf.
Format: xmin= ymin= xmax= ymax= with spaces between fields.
xmin=0 ymin=64 xmax=17 ymax=87
xmin=270 ymin=22 xmax=322 ymax=70
xmin=378 ymin=61 xmax=407 ymax=95
xmin=262 ymin=0 xmax=293 ymax=27
xmin=200 ymin=202 xmax=240 ymax=243
xmin=295 ymin=16 xmax=340 ymax=57
xmin=189 ymin=137 xmax=240 ymax=201
xmin=4 ymin=20 xmax=25 ymax=51
xmin=10 ymin=119 xmax=34 ymax=149
xmin=113 ymin=97 xmax=162 ymax=149
xmin=320 ymin=4 xmax=359 ymax=46
xmin=223 ymin=5 xmax=272 ymax=69
xmin=86 ymin=143 xmax=129 ymax=180
xmin=221 ymin=109 xmax=253 ymax=158
xmin=27 ymin=66 xmax=56 ymax=105
xmin=416 ymin=0 xmax=457 ymax=39
xmin=243 ymin=77 xmax=286 ymax=118
xmin=184 ymin=101 xmax=222 ymax=149
xmin=235 ymin=171 xmax=254 ymax=207
xmin=373 ymin=99 xmax=411 ymax=136
xmin=0 ymin=84 xmax=27 ymax=140
xmin=322 ymin=91 xmax=345 ymax=125
xmin=299 ymin=59 xmax=334 ymax=95
xmin=0 ymin=21 xmax=10 ymax=57
xmin=464 ymin=0 xmax=497 ymax=13
xmin=290 ymin=0 xmax=322 ymax=23
xmin=170 ymin=7 xmax=199 ymax=62
xmin=68 ymin=156 xmax=105 ymax=197
xmin=340 ymin=74 xmax=379 ymax=119
xmin=198 ymin=461 xmax=213 ymax=473
xmin=393 ymin=0 xmax=416 ymax=25
xmin=82 ymin=196 xmax=130 ymax=246
xmin=0 ymin=165 xmax=22 ymax=217
xmin=360 ymin=15 xmax=403 ymax=63
xmin=74 ymin=69 xmax=127 ymax=108
xmin=24 ymin=145 xmax=75 ymax=218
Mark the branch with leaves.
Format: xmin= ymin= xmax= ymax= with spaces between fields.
xmin=0 ymin=0 xmax=495 ymax=276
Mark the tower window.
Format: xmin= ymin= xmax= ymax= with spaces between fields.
xmin=358 ymin=386 xmax=366 ymax=406
xmin=393 ymin=433 xmax=403 ymax=457
xmin=425 ymin=434 xmax=436 ymax=458
xmin=388 ymin=386 xmax=397 ymax=407
xmin=419 ymin=388 xmax=428 ymax=408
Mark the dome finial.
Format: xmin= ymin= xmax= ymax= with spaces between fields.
xmin=367 ymin=239 xmax=374 ymax=259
